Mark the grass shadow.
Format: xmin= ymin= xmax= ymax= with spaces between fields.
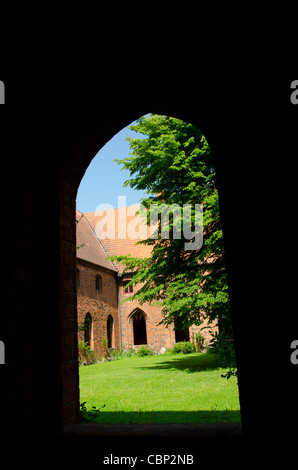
xmin=81 ymin=409 xmax=241 ymax=424
xmin=133 ymin=353 xmax=222 ymax=373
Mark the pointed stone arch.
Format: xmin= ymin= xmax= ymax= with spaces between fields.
xmin=129 ymin=308 xmax=148 ymax=345
xmin=107 ymin=314 xmax=114 ymax=349
xmin=83 ymin=312 xmax=93 ymax=348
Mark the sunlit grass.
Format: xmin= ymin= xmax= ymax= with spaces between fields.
xmin=79 ymin=353 xmax=241 ymax=423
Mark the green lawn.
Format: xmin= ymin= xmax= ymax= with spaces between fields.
xmin=79 ymin=353 xmax=241 ymax=423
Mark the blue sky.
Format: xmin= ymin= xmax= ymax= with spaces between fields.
xmin=76 ymin=118 xmax=148 ymax=213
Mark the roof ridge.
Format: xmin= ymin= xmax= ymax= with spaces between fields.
xmin=82 ymin=213 xmax=119 ymax=272
xmin=76 ymin=210 xmax=84 ymax=224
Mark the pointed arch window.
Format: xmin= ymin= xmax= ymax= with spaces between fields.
xmin=123 ymin=280 xmax=133 ymax=293
xmin=84 ymin=313 xmax=93 ymax=346
xmin=107 ymin=314 xmax=114 ymax=349
xmin=174 ymin=316 xmax=190 ymax=342
xmin=95 ymin=274 xmax=102 ymax=293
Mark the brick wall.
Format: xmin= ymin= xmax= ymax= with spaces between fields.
xmin=76 ymin=263 xmax=218 ymax=359
xmin=118 ymin=276 xmax=217 ymax=353
xmin=119 ymin=291 xmax=173 ymax=353
xmin=77 ymin=260 xmax=119 ymax=357
xmin=58 ymin=179 xmax=80 ymax=427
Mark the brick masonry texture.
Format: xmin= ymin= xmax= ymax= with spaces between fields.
xmin=77 ymin=260 xmax=119 ymax=357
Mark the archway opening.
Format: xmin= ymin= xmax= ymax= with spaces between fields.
xmin=73 ymin=112 xmax=241 ymax=429
xmin=130 ymin=309 xmax=147 ymax=346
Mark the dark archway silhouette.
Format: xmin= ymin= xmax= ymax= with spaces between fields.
xmin=57 ymin=108 xmax=238 ymax=432
xmin=8 ymin=80 xmax=296 ymax=441
xmin=57 ymin=106 xmax=239 ymax=432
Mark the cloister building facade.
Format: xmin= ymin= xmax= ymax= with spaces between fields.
xmin=76 ymin=205 xmax=216 ymax=358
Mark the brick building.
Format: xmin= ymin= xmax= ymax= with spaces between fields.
xmin=76 ymin=206 xmax=216 ymax=358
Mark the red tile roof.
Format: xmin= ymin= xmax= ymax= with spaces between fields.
xmin=76 ymin=210 xmax=117 ymax=272
xmin=76 ymin=205 xmax=154 ymax=273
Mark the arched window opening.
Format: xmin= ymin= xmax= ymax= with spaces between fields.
xmin=130 ymin=309 xmax=147 ymax=345
xmin=73 ymin=112 xmax=241 ymax=432
xmin=107 ymin=314 xmax=114 ymax=349
xmin=174 ymin=316 xmax=190 ymax=343
xmin=95 ymin=274 xmax=102 ymax=293
xmin=124 ymin=281 xmax=133 ymax=293
xmin=84 ymin=312 xmax=92 ymax=346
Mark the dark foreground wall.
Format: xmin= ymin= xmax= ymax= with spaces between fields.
xmin=1 ymin=70 xmax=297 ymax=457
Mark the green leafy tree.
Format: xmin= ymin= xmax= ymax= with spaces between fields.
xmin=110 ymin=114 xmax=236 ymax=373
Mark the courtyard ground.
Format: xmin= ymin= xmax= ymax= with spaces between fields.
xmin=79 ymin=353 xmax=241 ymax=424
